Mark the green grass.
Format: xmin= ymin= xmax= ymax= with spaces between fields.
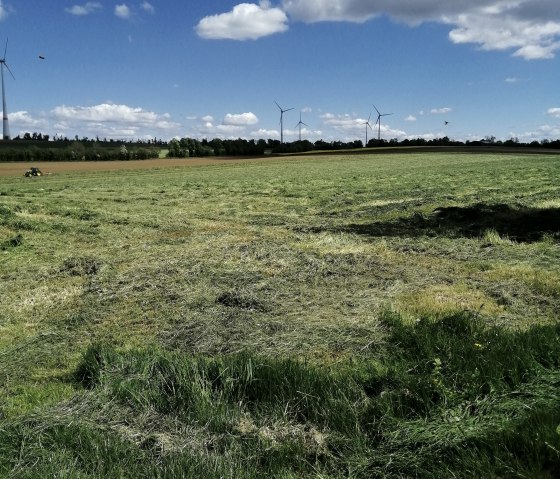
xmin=1 ymin=152 xmax=560 ymax=477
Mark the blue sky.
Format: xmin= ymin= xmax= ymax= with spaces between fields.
xmin=1 ymin=0 xmax=560 ymax=143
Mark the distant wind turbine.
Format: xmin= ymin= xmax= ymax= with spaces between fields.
xmin=275 ymin=101 xmax=294 ymax=144
xmin=362 ymin=110 xmax=374 ymax=147
xmin=0 ymin=38 xmax=15 ymax=141
xmin=295 ymin=112 xmax=308 ymax=142
xmin=373 ymin=104 xmax=393 ymax=141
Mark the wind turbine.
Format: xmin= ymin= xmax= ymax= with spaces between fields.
xmin=0 ymin=38 xmax=15 ymax=141
xmin=295 ymin=112 xmax=308 ymax=142
xmin=362 ymin=110 xmax=374 ymax=147
xmin=373 ymin=104 xmax=392 ymax=141
xmin=275 ymin=101 xmax=294 ymax=144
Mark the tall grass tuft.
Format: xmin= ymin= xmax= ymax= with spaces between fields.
xmin=57 ymin=313 xmax=560 ymax=477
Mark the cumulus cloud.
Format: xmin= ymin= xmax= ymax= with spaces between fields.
xmin=223 ymin=112 xmax=259 ymax=126
xmin=65 ymin=2 xmax=102 ymax=16
xmin=196 ymin=1 xmax=289 ymax=40
xmin=547 ymin=108 xmax=560 ymax=118
xmin=251 ymin=128 xmax=280 ymax=139
xmin=431 ymin=107 xmax=452 ymax=114
xmin=50 ymin=103 xmax=180 ymax=139
xmin=321 ymin=113 xmax=365 ymax=130
xmin=53 ymin=103 xmax=158 ymax=122
xmin=282 ymin=0 xmax=379 ymax=23
xmin=276 ymin=0 xmax=560 ymax=59
xmin=115 ymin=3 xmax=131 ymax=19
xmin=5 ymin=104 xmax=181 ymax=140
xmin=9 ymin=111 xmax=49 ymax=132
xmin=141 ymin=1 xmax=154 ymax=14
xmin=405 ymin=115 xmax=417 ymax=121
xmin=319 ymin=111 xmax=405 ymax=141
xmin=195 ymin=1 xmax=560 ymax=59
xmin=447 ymin=11 xmax=560 ymax=60
xmin=0 ymin=0 xmax=13 ymax=20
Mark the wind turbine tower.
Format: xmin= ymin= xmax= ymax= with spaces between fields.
xmin=0 ymin=39 xmax=15 ymax=141
xmin=373 ymin=104 xmax=392 ymax=141
xmin=275 ymin=101 xmax=294 ymax=144
xmin=295 ymin=112 xmax=308 ymax=142
xmin=362 ymin=110 xmax=374 ymax=147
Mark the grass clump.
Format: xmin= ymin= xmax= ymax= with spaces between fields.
xmin=3 ymin=311 xmax=559 ymax=478
xmin=0 ymin=233 xmax=23 ymax=250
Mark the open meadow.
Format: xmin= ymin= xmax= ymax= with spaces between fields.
xmin=1 ymin=151 xmax=560 ymax=477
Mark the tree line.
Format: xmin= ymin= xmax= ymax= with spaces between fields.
xmin=167 ymin=135 xmax=560 ymax=157
xmin=2 ymin=132 xmax=560 ymax=162
xmin=0 ymin=138 xmax=161 ymax=162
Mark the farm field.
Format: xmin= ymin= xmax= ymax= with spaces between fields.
xmin=1 ymin=152 xmax=560 ymax=477
xmin=0 ymin=157 xmax=268 ymax=178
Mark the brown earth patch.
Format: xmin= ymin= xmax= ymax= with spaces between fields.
xmin=0 ymin=157 xmax=271 ymax=177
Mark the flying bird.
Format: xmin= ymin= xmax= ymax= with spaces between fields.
xmin=444 ymin=121 xmax=449 ymax=125
xmin=38 ymin=55 xmax=45 ymax=60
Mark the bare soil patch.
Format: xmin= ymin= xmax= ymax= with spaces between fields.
xmin=0 ymin=157 xmax=267 ymax=177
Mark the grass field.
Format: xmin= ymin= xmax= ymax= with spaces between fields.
xmin=1 ymin=152 xmax=559 ymax=477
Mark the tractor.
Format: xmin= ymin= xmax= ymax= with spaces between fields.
xmin=24 ymin=167 xmax=43 ymax=177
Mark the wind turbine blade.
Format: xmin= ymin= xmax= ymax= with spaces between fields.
xmin=373 ymin=104 xmax=380 ymax=115
xmin=3 ymin=38 xmax=7 ymax=60
xmin=4 ymin=62 xmax=15 ymax=80
xmin=275 ymin=101 xmax=282 ymax=110
xmin=286 ymin=107 xmax=295 ymax=113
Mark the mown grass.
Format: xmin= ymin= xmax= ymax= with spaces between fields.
xmin=1 ymin=151 xmax=560 ymax=477
xmin=2 ymin=313 xmax=559 ymax=478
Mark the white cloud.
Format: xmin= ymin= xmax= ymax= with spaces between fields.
xmin=431 ymin=107 xmax=452 ymax=114
xmin=278 ymin=0 xmax=560 ymax=59
xmin=547 ymin=108 xmax=560 ymax=118
xmin=115 ymin=3 xmax=131 ymax=19
xmin=282 ymin=0 xmax=378 ymax=23
xmin=0 ymin=0 xmax=12 ymax=20
xmin=321 ymin=112 xmax=364 ymax=130
xmin=49 ymin=103 xmax=180 ymax=139
xmin=196 ymin=1 xmax=289 ymax=40
xmin=65 ymin=2 xmax=102 ymax=16
xmin=251 ymin=128 xmax=280 ymax=139
xmin=141 ymin=1 xmax=154 ymax=14
xmin=405 ymin=115 xmax=417 ymax=121
xmin=509 ymin=124 xmax=560 ymax=142
xmin=319 ymin=111 xmax=405 ymax=142
xmin=448 ymin=12 xmax=560 ymax=60
xmin=9 ymin=111 xmax=49 ymax=133
xmin=52 ymin=103 xmax=159 ymax=122
xmin=223 ymin=112 xmax=259 ymax=126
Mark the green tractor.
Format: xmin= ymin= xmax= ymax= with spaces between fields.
xmin=24 ymin=167 xmax=43 ymax=177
